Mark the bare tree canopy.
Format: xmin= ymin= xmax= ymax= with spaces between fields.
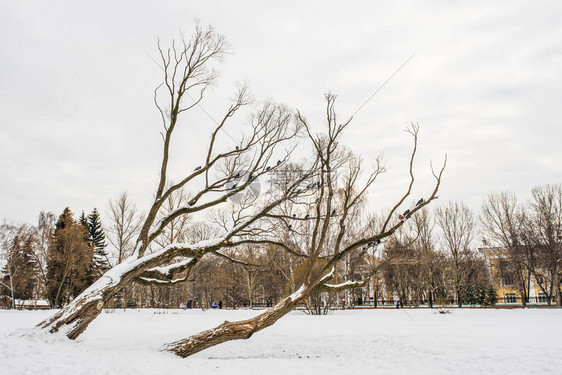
xmin=436 ymin=202 xmax=475 ymax=307
xmin=37 ymin=23 xmax=304 ymax=340
xmin=163 ymin=96 xmax=445 ymax=357
xmin=106 ymin=192 xmax=144 ymax=265
xmin=34 ymin=24 xmax=446 ymax=358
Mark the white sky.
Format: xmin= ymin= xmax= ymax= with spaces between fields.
xmin=1 ymin=0 xmax=561 ymax=225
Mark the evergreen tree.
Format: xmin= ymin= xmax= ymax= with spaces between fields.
xmin=78 ymin=210 xmax=91 ymax=247
xmin=46 ymin=208 xmax=94 ymax=308
xmin=476 ymin=285 xmax=487 ymax=306
xmin=79 ymin=211 xmax=88 ymax=228
xmin=126 ymin=295 xmax=138 ymax=308
xmin=56 ymin=207 xmax=74 ymax=231
xmin=464 ymin=284 xmax=476 ymax=305
xmin=87 ymin=208 xmax=109 ymax=275
xmin=485 ymin=286 xmax=498 ymax=307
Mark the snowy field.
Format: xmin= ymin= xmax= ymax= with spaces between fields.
xmin=1 ymin=308 xmax=561 ymax=374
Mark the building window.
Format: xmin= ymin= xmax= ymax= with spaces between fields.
xmin=535 ymin=275 xmax=544 ymax=286
xmin=504 ymin=293 xmax=517 ymax=303
xmin=538 ymin=292 xmax=547 ymax=303
xmin=501 ymin=275 xmax=514 ymax=287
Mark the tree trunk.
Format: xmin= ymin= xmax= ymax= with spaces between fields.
xmin=40 ymin=298 xmax=106 ymax=338
xmin=37 ymin=246 xmax=177 ymax=338
xmin=163 ymin=287 xmax=306 ymax=357
xmin=428 ymin=286 xmax=433 ymax=308
xmin=9 ymin=271 xmax=16 ymax=309
xmin=520 ymin=287 xmax=527 ymax=308
xmin=455 ymin=267 xmax=462 ymax=308
xmin=546 ymin=273 xmax=555 ymax=306
xmin=38 ymin=276 xmax=121 ymax=338
xmin=53 ymin=266 xmax=72 ymax=309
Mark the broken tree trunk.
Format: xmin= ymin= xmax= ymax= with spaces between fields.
xmin=162 ymin=268 xmax=348 ymax=358
xmin=38 ymin=260 xmax=144 ymax=338
xmin=163 ymin=285 xmax=308 ymax=357
xmin=38 ymin=243 xmax=197 ymax=338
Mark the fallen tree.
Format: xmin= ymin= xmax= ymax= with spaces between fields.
xmin=162 ymin=95 xmax=446 ymax=357
xmin=38 ymin=23 xmax=304 ymax=339
xmin=37 ymin=25 xmax=445 ymax=359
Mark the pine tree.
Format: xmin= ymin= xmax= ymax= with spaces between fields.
xmin=46 ymin=208 xmax=94 ymax=308
xmin=78 ymin=210 xmax=91 ymax=247
xmin=87 ymin=208 xmax=109 ymax=275
xmin=476 ymin=285 xmax=487 ymax=306
xmin=56 ymin=207 xmax=74 ymax=231
xmin=464 ymin=283 xmax=476 ymax=305
xmin=79 ymin=211 xmax=88 ymax=228
xmin=126 ymin=295 xmax=138 ymax=308
xmin=485 ymin=286 xmax=498 ymax=307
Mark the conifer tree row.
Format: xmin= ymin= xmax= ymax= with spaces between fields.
xmin=46 ymin=208 xmax=94 ymax=308
xmin=86 ymin=208 xmax=110 ymax=276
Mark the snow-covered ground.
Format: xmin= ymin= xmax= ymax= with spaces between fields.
xmin=1 ymin=308 xmax=560 ymax=374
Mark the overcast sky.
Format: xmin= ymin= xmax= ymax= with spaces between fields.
xmin=1 ymin=0 xmax=561 ymax=225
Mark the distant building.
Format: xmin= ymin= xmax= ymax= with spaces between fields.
xmin=479 ymin=247 xmax=550 ymax=306
xmin=12 ymin=299 xmax=50 ymax=310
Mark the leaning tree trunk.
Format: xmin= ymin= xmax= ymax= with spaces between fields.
xmin=38 ymin=246 xmax=184 ymax=339
xmin=38 ymin=277 xmax=122 ymax=339
xmin=163 ymin=286 xmax=308 ymax=357
xmin=38 ymin=265 xmax=136 ymax=338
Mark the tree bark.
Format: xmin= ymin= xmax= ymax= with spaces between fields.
xmin=10 ymin=276 xmax=15 ymax=309
xmin=40 ymin=298 xmax=106 ymax=339
xmin=163 ymin=287 xmax=307 ymax=357
xmin=428 ymin=285 xmax=434 ymax=308
xmin=38 ymin=244 xmax=189 ymax=338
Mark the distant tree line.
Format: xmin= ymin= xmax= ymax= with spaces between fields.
xmin=1 ymin=184 xmax=560 ymax=309
xmin=481 ymin=184 xmax=562 ymax=306
xmin=1 ymin=207 xmax=109 ymax=308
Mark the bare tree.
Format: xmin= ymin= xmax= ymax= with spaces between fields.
xmin=162 ymin=96 xmax=446 ymax=357
xmin=480 ymin=192 xmax=533 ymax=307
xmin=38 ymin=23 xmax=302 ymax=339
xmin=152 ymin=187 xmax=192 ymax=249
xmin=36 ymin=25 xmax=444 ymax=358
xmin=381 ymin=230 xmax=419 ymax=307
xmin=528 ymin=184 xmax=562 ymax=306
xmin=411 ymin=208 xmax=441 ymax=308
xmin=234 ymin=244 xmax=262 ymax=309
xmin=0 ymin=223 xmax=43 ymax=308
xmin=106 ymin=192 xmax=144 ymax=265
xmin=33 ymin=211 xmax=56 ymax=297
xmin=436 ymin=201 xmax=475 ymax=307
xmin=0 ymin=221 xmax=17 ymax=307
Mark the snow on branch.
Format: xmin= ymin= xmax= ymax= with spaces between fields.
xmin=320 ymin=280 xmax=366 ymax=293
xmin=147 ymin=258 xmax=194 ymax=277
xmin=137 ymin=257 xmax=196 ymax=283
xmin=136 ymin=275 xmax=189 ymax=285
xmin=288 ymin=284 xmax=306 ymax=302
xmin=319 ymin=267 xmax=335 ymax=283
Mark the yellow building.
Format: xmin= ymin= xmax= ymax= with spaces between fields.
xmin=479 ymin=247 xmax=550 ymax=305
